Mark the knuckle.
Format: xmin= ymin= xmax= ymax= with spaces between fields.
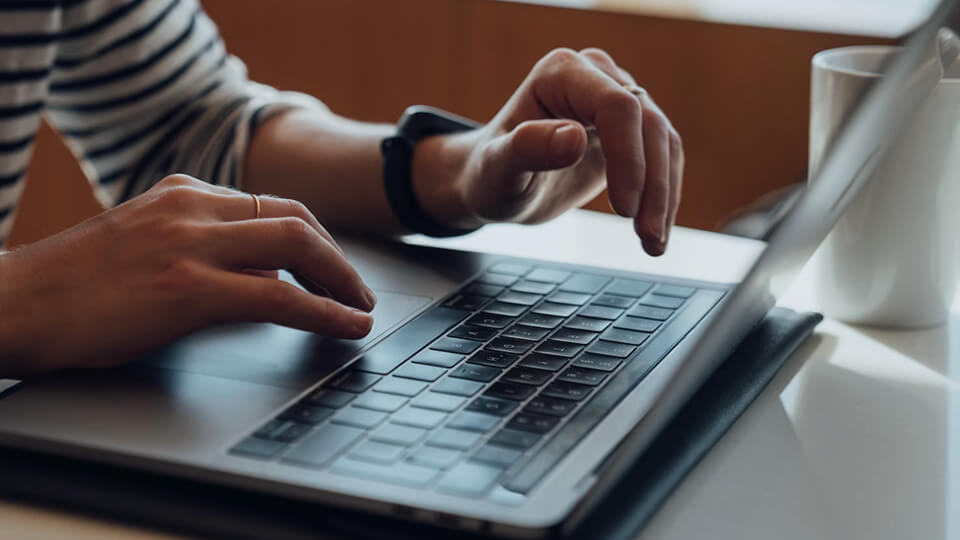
xmin=157 ymin=185 xmax=201 ymax=213
xmin=260 ymin=281 xmax=300 ymax=313
xmin=152 ymin=257 xmax=205 ymax=297
xmin=579 ymin=47 xmax=613 ymax=63
xmin=605 ymin=89 xmax=641 ymax=116
xmin=669 ymin=129 xmax=683 ymax=148
xmin=157 ymin=174 xmax=196 ymax=188
xmin=540 ymin=47 xmax=580 ymax=71
xmin=278 ymin=217 xmax=315 ymax=247
xmin=284 ymin=198 xmax=313 ymax=222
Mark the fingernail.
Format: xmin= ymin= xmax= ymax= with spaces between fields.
xmin=362 ymin=288 xmax=378 ymax=311
xmin=350 ymin=311 xmax=374 ymax=335
xmin=550 ymin=124 xmax=581 ymax=161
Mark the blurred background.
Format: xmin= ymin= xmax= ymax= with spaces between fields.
xmin=12 ymin=0 xmax=936 ymax=246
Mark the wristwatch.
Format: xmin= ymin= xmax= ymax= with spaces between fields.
xmin=381 ymin=105 xmax=482 ymax=237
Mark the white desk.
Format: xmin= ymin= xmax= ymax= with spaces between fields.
xmin=2 ymin=209 xmax=957 ymax=540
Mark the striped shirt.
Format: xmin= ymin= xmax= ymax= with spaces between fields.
xmin=0 ymin=0 xmax=323 ymax=243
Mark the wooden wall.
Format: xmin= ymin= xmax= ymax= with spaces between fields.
xmin=9 ymin=0 xmax=889 ymax=247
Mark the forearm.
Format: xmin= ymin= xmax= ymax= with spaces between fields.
xmin=243 ymin=108 xmax=481 ymax=234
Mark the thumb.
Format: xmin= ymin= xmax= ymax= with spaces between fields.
xmin=483 ymin=120 xmax=588 ymax=191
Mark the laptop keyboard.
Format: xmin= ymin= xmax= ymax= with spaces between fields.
xmin=229 ymin=263 xmax=723 ymax=500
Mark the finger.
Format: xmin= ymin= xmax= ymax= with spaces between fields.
xmin=203 ymin=217 xmax=376 ymax=312
xmin=663 ymin=131 xmax=684 ymax=248
xmin=579 ymin=48 xmax=635 ymax=86
xmin=482 ymin=119 xmax=588 ymax=195
xmin=211 ymin=271 xmax=373 ymax=339
xmin=525 ymin=50 xmax=646 ymax=222
xmin=632 ymin=91 xmax=671 ymax=255
xmin=193 ymin=190 xmax=346 ymax=255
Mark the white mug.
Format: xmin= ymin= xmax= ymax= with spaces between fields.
xmin=810 ymin=45 xmax=960 ymax=328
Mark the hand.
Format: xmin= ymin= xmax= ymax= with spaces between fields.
xmin=0 ymin=175 xmax=376 ymax=377
xmin=421 ymin=48 xmax=683 ymax=256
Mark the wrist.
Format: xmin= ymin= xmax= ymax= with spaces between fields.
xmin=411 ymin=129 xmax=485 ymax=231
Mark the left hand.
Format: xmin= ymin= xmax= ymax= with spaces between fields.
xmin=432 ymin=48 xmax=683 ymax=256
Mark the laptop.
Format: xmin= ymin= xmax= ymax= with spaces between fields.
xmin=1 ymin=3 xmax=956 ymax=537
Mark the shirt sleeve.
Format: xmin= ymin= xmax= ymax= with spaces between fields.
xmin=43 ymin=0 xmax=324 ymax=207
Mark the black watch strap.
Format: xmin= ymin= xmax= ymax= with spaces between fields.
xmin=382 ymin=106 xmax=481 ymax=238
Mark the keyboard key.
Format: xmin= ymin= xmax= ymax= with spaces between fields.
xmin=393 ymin=363 xmax=446 ymax=382
xmin=614 ymin=316 xmax=660 ymax=332
xmin=489 ymin=429 xmax=541 ymax=449
xmin=253 ymin=419 xmax=287 ymax=439
xmin=489 ymin=263 xmax=532 ymax=276
xmin=391 ymin=406 xmax=448 ymax=429
xmin=525 ymin=396 xmax=578 ymax=417
xmin=450 ymin=363 xmax=501 ymax=382
xmin=605 ymin=278 xmax=653 ymax=297
xmin=592 ymin=294 xmax=637 ymax=309
xmin=329 ymin=371 xmax=381 ymax=393
xmin=373 ymin=377 xmax=428 ymax=397
xmin=535 ymin=340 xmax=583 ymax=358
xmin=586 ymin=340 xmax=637 ymax=358
xmin=427 ymin=427 xmax=484 ymax=450
xmin=432 ymin=377 xmax=485 ymax=396
xmin=371 ymin=423 xmax=427 ymax=446
xmin=498 ymin=291 xmax=543 ymax=306
xmin=564 ymin=316 xmax=612 ymax=333
xmin=409 ymin=446 xmax=463 ymax=469
xmin=519 ymin=354 xmax=569 ymax=372
xmin=466 ymin=312 xmax=515 ymax=329
xmin=547 ymin=291 xmax=592 ymax=306
xmin=466 ymin=397 xmax=518 ymax=416
xmin=307 ymin=389 xmax=355 ymax=408
xmin=579 ymin=305 xmax=624 ymax=320
xmin=447 ymin=411 xmax=501 ymax=433
xmin=476 ymin=273 xmax=518 ymax=287
xmin=557 ymin=367 xmax=608 ymax=386
xmin=472 ymin=445 xmax=523 ymax=468
xmin=558 ymin=273 xmax=610 ymax=294
xmin=449 ymin=324 xmax=498 ymax=342
xmin=230 ymin=437 xmax=286 ymax=459
xmin=352 ymin=307 xmax=468 ymax=374
xmin=572 ymin=354 xmax=622 ymax=372
xmin=518 ymin=313 xmax=564 ymax=329
xmin=436 ymin=461 xmax=504 ymax=497
xmin=464 ymin=283 xmax=505 ymax=297
xmin=468 ymin=350 xmax=519 ymax=369
xmin=511 ymin=280 xmax=556 ymax=295
xmin=551 ymin=328 xmax=599 ymax=345
xmin=502 ymin=367 xmax=552 ymax=386
xmin=445 ymin=294 xmax=489 ymax=311
xmin=412 ymin=392 xmax=466 ymax=412
xmin=501 ymin=325 xmax=550 ymax=342
xmin=542 ymin=381 xmax=593 ymax=401
xmin=526 ymin=268 xmax=571 ymax=283
xmin=349 ymin=440 xmax=406 ymax=464
xmin=508 ymin=413 xmax=560 ymax=434
xmin=600 ymin=328 xmax=650 ymax=346
xmin=410 ymin=349 xmax=463 ymax=369
xmin=331 ymin=458 xmax=439 ymax=488
xmin=431 ymin=337 xmax=482 ymax=355
xmin=352 ymin=392 xmax=408 ymax=412
xmin=486 ymin=338 xmax=534 ymax=355
xmin=482 ymin=302 xmax=528 ymax=317
xmin=283 ymin=424 xmax=366 ymax=467
xmin=531 ymin=302 xmax=578 ymax=318
xmin=279 ymin=405 xmax=336 ymax=425
xmin=273 ymin=422 xmax=312 ymax=443
xmin=628 ymin=305 xmax=673 ymax=321
xmin=485 ymin=382 xmax=536 ymax=401
xmin=639 ymin=294 xmax=685 ymax=309
xmin=652 ymin=284 xmax=696 ymax=298
xmin=332 ymin=407 xmax=387 ymax=429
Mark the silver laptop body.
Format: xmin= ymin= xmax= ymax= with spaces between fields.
xmin=0 ymin=3 xmax=955 ymax=536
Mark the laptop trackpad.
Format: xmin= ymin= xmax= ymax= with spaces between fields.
xmin=144 ymin=290 xmax=431 ymax=390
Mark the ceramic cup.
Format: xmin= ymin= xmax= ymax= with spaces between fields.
xmin=809 ymin=45 xmax=960 ymax=328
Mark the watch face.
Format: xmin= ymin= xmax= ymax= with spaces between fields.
xmin=400 ymin=107 xmax=479 ymax=140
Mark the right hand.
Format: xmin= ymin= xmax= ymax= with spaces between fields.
xmin=0 ymin=174 xmax=376 ymax=377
